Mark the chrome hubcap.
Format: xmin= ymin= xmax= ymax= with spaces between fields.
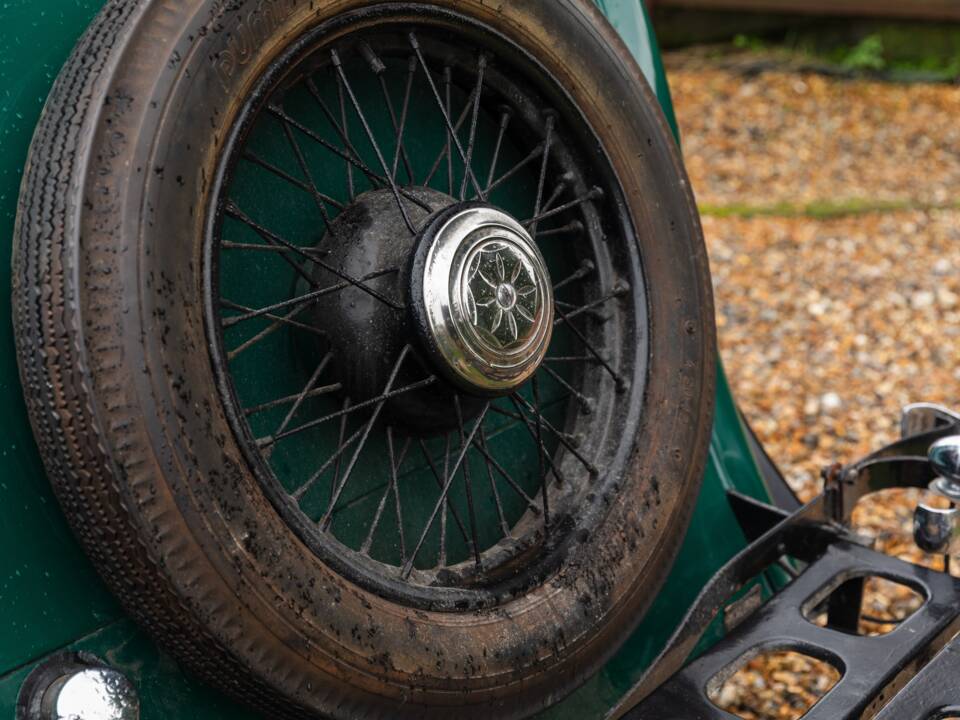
xmin=413 ymin=204 xmax=554 ymax=395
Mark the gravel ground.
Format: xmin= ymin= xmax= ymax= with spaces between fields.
xmin=666 ymin=55 xmax=960 ymax=719
xmin=705 ymin=210 xmax=960 ymax=500
xmin=669 ymin=58 xmax=960 ymax=210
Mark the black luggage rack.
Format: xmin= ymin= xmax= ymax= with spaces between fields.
xmin=609 ymin=407 xmax=960 ymax=720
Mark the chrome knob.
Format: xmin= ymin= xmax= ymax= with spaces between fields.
xmin=929 ymin=435 xmax=960 ymax=501
xmin=18 ymin=658 xmax=139 ymax=720
xmin=914 ymin=503 xmax=958 ymax=555
xmin=43 ymin=667 xmax=139 ymax=720
xmin=930 ymin=435 xmax=960 ymax=482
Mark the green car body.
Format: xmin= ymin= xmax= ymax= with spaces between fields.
xmin=0 ymin=1 xmax=774 ymax=716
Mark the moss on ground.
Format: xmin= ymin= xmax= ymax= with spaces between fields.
xmin=699 ymin=198 xmax=960 ymax=220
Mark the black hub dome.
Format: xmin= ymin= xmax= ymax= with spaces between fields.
xmin=308 ymin=187 xmax=484 ymax=435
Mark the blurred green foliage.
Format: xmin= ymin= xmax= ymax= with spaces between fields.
xmin=841 ymin=33 xmax=886 ymax=70
xmin=730 ymin=22 xmax=960 ymax=81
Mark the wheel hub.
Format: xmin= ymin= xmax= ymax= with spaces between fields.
xmin=411 ymin=204 xmax=554 ymax=396
xmin=309 ymin=191 xmax=552 ymax=433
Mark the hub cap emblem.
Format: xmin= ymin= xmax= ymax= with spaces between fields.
xmin=416 ymin=205 xmax=554 ymax=394
xmin=465 ymin=242 xmax=539 ymax=348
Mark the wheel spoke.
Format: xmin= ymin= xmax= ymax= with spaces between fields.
xmin=303 ymin=75 xmax=366 ymax=186
xmin=402 ymin=403 xmax=489 ymax=578
xmin=459 ymin=55 xmax=487 ymax=201
xmin=268 ymin=104 xmax=386 ymax=191
xmin=553 ymin=259 xmax=596 ymax=293
xmin=531 ymin=376 xmax=550 ymax=535
xmin=529 ymin=113 xmax=556 ymax=238
xmin=409 ymin=32 xmax=486 ymax=201
xmin=439 ymin=434 xmax=451 ymax=566
xmin=225 ymin=202 xmax=403 ymax=311
xmin=510 ymin=394 xmax=598 ymax=476
xmin=227 ymin=195 xmax=318 ymax=288
xmin=222 ymin=267 xmax=399 ymax=327
xmin=390 ymin=431 xmax=410 ymax=562
xmin=292 ymin=420 xmax=365 ymax=502
xmin=416 ymin=438 xmax=471 ymax=547
xmin=385 ymin=55 xmax=418 ymax=183
xmin=480 ymin=143 xmax=545 ymax=199
xmin=244 ymin=382 xmax=341 ymax=417
xmin=271 ymin=101 xmax=435 ymax=214
xmin=273 ymin=354 xmax=335 ymax=440
xmin=330 ymin=49 xmax=416 ymax=235
xmin=263 ymin=374 xmax=437 ymax=448
xmin=361 ymin=427 xmax=411 ymax=557
xmin=278 ymin=118 xmax=340 ymax=238
xmin=454 ymin=397 xmax=482 ymax=567
xmin=320 ymin=346 xmax=412 ymax=529
xmin=222 ymin=240 xmax=328 ymax=257
xmin=552 ymin=301 xmax=622 ymax=385
xmin=468 ymin=433 xmax=541 ymax=514
xmin=538 ymin=364 xmax=592 ymax=415
xmin=242 ymin=151 xmax=345 ymax=211
xmin=444 ymin=67 xmax=454 ymax=196
xmin=335 ymin=69 xmax=355 ymax=199
xmin=523 ymin=187 xmax=603 ymax=229
xmin=224 ymin=300 xmax=324 ymax=361
xmin=478 ymin=428 xmax=510 ymax=537
xmin=485 ymin=108 xmax=512 ymax=191
xmin=490 ymin=402 xmax=568 ymax=486
xmin=534 ymin=220 xmax=584 ymax=239
xmin=331 ymin=397 xmax=351 ymax=496
xmin=421 ymin=85 xmax=479 ymax=187
xmin=540 ymin=179 xmax=567 ymax=215
xmin=553 ymin=283 xmax=627 ymax=326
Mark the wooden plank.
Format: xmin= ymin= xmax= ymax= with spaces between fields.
xmin=650 ymin=0 xmax=960 ymax=21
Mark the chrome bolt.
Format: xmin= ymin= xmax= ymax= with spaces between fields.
xmin=915 ymin=434 xmax=960 ymax=562
xmin=42 ymin=667 xmax=139 ymax=720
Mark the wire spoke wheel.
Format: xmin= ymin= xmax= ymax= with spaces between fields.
xmin=15 ymin=2 xmax=714 ymax=717
xmin=210 ymin=20 xmax=643 ymax=607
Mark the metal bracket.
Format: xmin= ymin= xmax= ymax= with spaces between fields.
xmin=624 ymin=542 xmax=960 ymax=719
xmin=901 ymin=402 xmax=960 ymax=438
xmin=606 ymin=416 xmax=960 ymax=720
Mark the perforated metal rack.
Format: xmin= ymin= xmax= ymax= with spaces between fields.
xmin=627 ymin=541 xmax=960 ymax=719
xmin=607 ymin=412 xmax=960 ymax=720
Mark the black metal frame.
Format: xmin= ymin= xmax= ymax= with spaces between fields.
xmin=609 ymin=420 xmax=960 ymax=720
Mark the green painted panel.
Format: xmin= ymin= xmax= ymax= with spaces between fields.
xmin=594 ymin=0 xmax=681 ymax=136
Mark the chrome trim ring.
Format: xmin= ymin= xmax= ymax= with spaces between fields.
xmin=418 ymin=205 xmax=553 ymax=394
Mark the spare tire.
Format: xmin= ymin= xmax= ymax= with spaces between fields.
xmin=12 ymin=1 xmax=715 ymax=718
